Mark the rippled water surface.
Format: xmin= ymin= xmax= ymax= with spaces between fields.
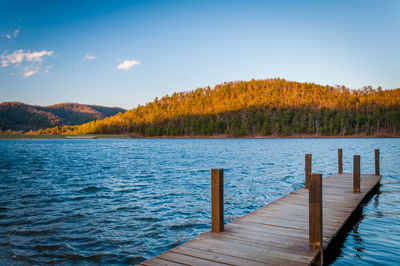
xmin=0 ymin=138 xmax=399 ymax=265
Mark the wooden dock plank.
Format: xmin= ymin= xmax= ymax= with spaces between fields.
xmin=199 ymin=232 xmax=316 ymax=259
xmin=141 ymin=257 xmax=185 ymax=266
xmin=170 ymin=245 xmax=272 ymax=266
xmin=238 ymin=214 xmax=339 ymax=232
xmin=140 ymin=173 xmax=381 ymax=265
xmin=245 ymin=212 xmax=343 ymax=231
xmin=157 ymin=251 xmax=228 ymax=266
xmin=185 ymin=238 xmax=309 ymax=265
xmin=202 ymin=230 xmax=313 ymax=254
xmin=228 ymin=221 xmax=334 ymax=242
xmin=251 ymin=210 xmax=346 ymax=225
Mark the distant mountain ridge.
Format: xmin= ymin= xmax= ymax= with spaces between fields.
xmin=0 ymin=102 xmax=126 ymax=131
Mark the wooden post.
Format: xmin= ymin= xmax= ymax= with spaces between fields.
xmin=305 ymin=154 xmax=312 ymax=189
xmin=211 ymin=169 xmax=224 ymax=232
xmin=353 ymin=155 xmax=360 ymax=193
xmin=338 ymin=149 xmax=343 ymax=174
xmin=375 ymin=149 xmax=380 ymax=176
xmin=309 ymin=173 xmax=322 ymax=249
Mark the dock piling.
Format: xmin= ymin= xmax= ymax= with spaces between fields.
xmin=211 ymin=169 xmax=224 ymax=232
xmin=143 ymin=153 xmax=383 ymax=266
xmin=338 ymin=149 xmax=343 ymax=174
xmin=305 ymin=154 xmax=312 ymax=188
xmin=353 ymin=155 xmax=360 ymax=193
xmin=309 ymin=173 xmax=323 ymax=249
xmin=375 ymin=149 xmax=380 ymax=176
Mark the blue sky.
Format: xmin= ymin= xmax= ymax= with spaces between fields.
xmin=1 ymin=0 xmax=399 ymax=109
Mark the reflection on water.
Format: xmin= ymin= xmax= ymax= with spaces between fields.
xmin=0 ymin=138 xmax=399 ymax=265
xmin=351 ymin=220 xmax=365 ymax=258
xmin=332 ymin=146 xmax=400 ymax=265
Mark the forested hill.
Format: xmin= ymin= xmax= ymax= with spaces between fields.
xmin=39 ymin=78 xmax=400 ymax=137
xmin=0 ymin=102 xmax=126 ymax=131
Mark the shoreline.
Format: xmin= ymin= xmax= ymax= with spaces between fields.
xmin=128 ymin=133 xmax=400 ymax=139
xmin=0 ymin=133 xmax=398 ymax=140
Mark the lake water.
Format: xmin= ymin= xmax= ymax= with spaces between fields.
xmin=0 ymin=138 xmax=399 ymax=265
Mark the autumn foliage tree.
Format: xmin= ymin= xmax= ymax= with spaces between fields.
xmin=38 ymin=78 xmax=400 ymax=137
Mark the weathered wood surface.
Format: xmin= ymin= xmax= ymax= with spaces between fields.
xmin=375 ymin=149 xmax=380 ymax=175
xmin=140 ymin=173 xmax=381 ymax=266
xmin=353 ymin=156 xmax=361 ymax=193
xmin=211 ymin=169 xmax=224 ymax=232
xmin=305 ymin=154 xmax=312 ymax=189
xmin=308 ymin=173 xmax=322 ymax=249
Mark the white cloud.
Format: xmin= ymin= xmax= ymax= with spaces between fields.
xmin=1 ymin=49 xmax=54 ymax=67
xmin=1 ymin=49 xmax=54 ymax=77
xmin=23 ymin=69 xmax=38 ymax=78
xmin=25 ymin=50 xmax=54 ymax=63
xmin=4 ymin=29 xmax=20 ymax=39
xmin=83 ymin=53 xmax=97 ymax=61
xmin=117 ymin=59 xmax=140 ymax=71
xmin=1 ymin=49 xmax=24 ymax=67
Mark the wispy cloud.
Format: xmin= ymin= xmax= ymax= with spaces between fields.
xmin=117 ymin=60 xmax=140 ymax=71
xmin=83 ymin=53 xmax=97 ymax=61
xmin=44 ymin=65 xmax=53 ymax=73
xmin=1 ymin=49 xmax=54 ymax=77
xmin=1 ymin=49 xmax=54 ymax=67
xmin=5 ymin=29 xmax=20 ymax=39
xmin=23 ymin=69 xmax=38 ymax=78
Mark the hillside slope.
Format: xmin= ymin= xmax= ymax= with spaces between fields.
xmin=39 ymin=78 xmax=400 ymax=137
xmin=0 ymin=102 xmax=125 ymax=131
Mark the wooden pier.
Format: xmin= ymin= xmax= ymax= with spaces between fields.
xmin=140 ymin=149 xmax=382 ymax=265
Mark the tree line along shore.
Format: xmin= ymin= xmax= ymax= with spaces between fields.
xmin=9 ymin=78 xmax=400 ymax=138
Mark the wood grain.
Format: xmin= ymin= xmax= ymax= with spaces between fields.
xmin=140 ymin=172 xmax=381 ymax=265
